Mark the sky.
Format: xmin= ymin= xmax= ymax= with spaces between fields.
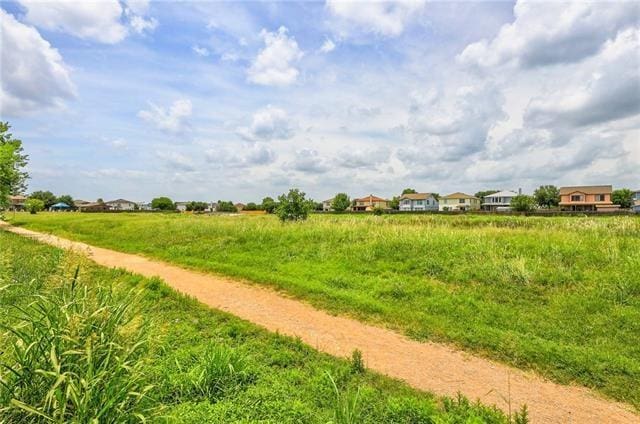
xmin=1 ymin=0 xmax=639 ymax=203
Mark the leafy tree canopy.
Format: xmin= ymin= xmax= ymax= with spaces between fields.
xmin=612 ymin=189 xmax=634 ymax=209
xmin=30 ymin=191 xmax=57 ymax=209
xmin=510 ymin=195 xmax=536 ymax=212
xmin=331 ymin=193 xmax=351 ymax=212
xmin=533 ymin=185 xmax=560 ymax=208
xmin=261 ymin=197 xmax=277 ymax=214
xmin=0 ymin=122 xmax=29 ymax=207
xmin=401 ymin=188 xmax=417 ymax=195
xmin=151 ymin=197 xmax=175 ymax=211
xmin=276 ymin=188 xmax=312 ymax=222
xmin=25 ymin=198 xmax=44 ymax=214
xmin=475 ymin=190 xmax=499 ymax=201
xmin=244 ymin=202 xmax=259 ymax=211
xmin=216 ymin=200 xmax=237 ymax=213
xmin=186 ymin=201 xmax=208 ymax=212
xmin=57 ymin=194 xmax=74 ymax=208
xmin=389 ymin=196 xmax=400 ymax=210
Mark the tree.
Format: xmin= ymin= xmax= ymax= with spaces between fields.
xmin=57 ymin=194 xmax=74 ymax=208
xmin=244 ymin=202 xmax=259 ymax=211
xmin=25 ymin=198 xmax=44 ymax=214
xmin=533 ymin=185 xmax=560 ymax=208
xmin=30 ymin=191 xmax=57 ymax=209
xmin=389 ymin=196 xmax=400 ymax=210
xmin=612 ymin=188 xmax=634 ymax=209
xmin=432 ymin=193 xmax=440 ymax=201
xmin=261 ymin=197 xmax=277 ymax=214
xmin=151 ymin=197 xmax=175 ymax=211
xmin=0 ymin=122 xmax=29 ymax=208
xmin=331 ymin=193 xmax=351 ymax=212
xmin=475 ymin=190 xmax=499 ymax=203
xmin=186 ymin=201 xmax=208 ymax=212
xmin=401 ymin=188 xmax=417 ymax=195
xmin=276 ymin=188 xmax=312 ymax=222
xmin=216 ymin=200 xmax=237 ymax=213
xmin=510 ymin=195 xmax=536 ymax=212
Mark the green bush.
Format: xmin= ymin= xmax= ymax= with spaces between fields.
xmin=276 ymin=188 xmax=312 ymax=222
xmin=25 ymin=198 xmax=44 ymax=214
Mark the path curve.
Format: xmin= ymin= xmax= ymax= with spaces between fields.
xmin=3 ymin=223 xmax=638 ymax=423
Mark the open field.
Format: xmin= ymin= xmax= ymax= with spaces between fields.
xmin=8 ymin=212 xmax=640 ymax=409
xmin=0 ymin=230 xmax=513 ymax=422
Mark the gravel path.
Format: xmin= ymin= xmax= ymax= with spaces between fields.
xmin=3 ymin=223 xmax=638 ymax=423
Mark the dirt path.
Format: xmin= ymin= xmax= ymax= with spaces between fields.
xmin=3 ymin=223 xmax=638 ymax=423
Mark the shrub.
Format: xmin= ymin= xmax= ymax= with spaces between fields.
xmin=0 ymin=272 xmax=156 ymax=422
xmin=24 ymin=198 xmax=44 ymax=214
xmin=216 ymin=200 xmax=237 ymax=213
xmin=372 ymin=206 xmax=384 ymax=216
xmin=276 ymin=188 xmax=312 ymax=222
xmin=350 ymin=349 xmax=365 ymax=374
xmin=151 ymin=196 xmax=175 ymax=210
xmin=327 ymin=373 xmax=362 ymax=424
xmin=510 ymin=195 xmax=536 ymax=212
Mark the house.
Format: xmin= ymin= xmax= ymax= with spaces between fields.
xmin=352 ymin=195 xmax=389 ymax=211
xmin=439 ymin=192 xmax=480 ymax=211
xmin=105 ymin=199 xmax=137 ymax=211
xmin=559 ymin=185 xmax=619 ymax=212
xmin=74 ymin=199 xmax=91 ymax=208
xmin=78 ymin=202 xmax=109 ymax=212
xmin=175 ymin=201 xmax=189 ymax=212
xmin=633 ymin=190 xmax=640 ymax=213
xmin=322 ymin=198 xmax=334 ymax=211
xmin=8 ymin=195 xmax=27 ymax=211
xmin=137 ymin=202 xmax=153 ymax=211
xmin=235 ymin=203 xmax=246 ymax=212
xmin=482 ymin=190 xmax=519 ymax=211
xmin=399 ymin=193 xmax=438 ymax=211
xmin=209 ymin=202 xmax=218 ymax=212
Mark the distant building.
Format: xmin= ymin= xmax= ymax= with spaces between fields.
xmin=175 ymin=201 xmax=189 ymax=212
xmin=78 ymin=202 xmax=109 ymax=212
xmin=559 ymin=185 xmax=618 ymax=212
xmin=482 ymin=190 xmax=519 ymax=211
xmin=8 ymin=195 xmax=27 ymax=211
xmin=398 ymin=193 xmax=438 ymax=211
xmin=105 ymin=199 xmax=137 ymax=211
xmin=322 ymin=198 xmax=334 ymax=211
xmin=439 ymin=192 xmax=480 ymax=211
xmin=137 ymin=202 xmax=153 ymax=211
xmin=352 ymin=195 xmax=389 ymax=211
xmin=235 ymin=203 xmax=246 ymax=211
xmin=633 ymin=190 xmax=640 ymax=213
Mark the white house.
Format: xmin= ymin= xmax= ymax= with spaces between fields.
xmin=633 ymin=190 xmax=640 ymax=213
xmin=322 ymin=198 xmax=333 ymax=211
xmin=399 ymin=193 xmax=439 ymax=211
xmin=105 ymin=199 xmax=137 ymax=211
xmin=175 ymin=201 xmax=189 ymax=212
xmin=137 ymin=202 xmax=152 ymax=211
xmin=482 ymin=190 xmax=519 ymax=211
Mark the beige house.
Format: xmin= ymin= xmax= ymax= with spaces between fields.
xmin=8 ymin=195 xmax=27 ymax=211
xmin=559 ymin=185 xmax=618 ymax=212
xmin=352 ymin=195 xmax=389 ymax=211
xmin=439 ymin=192 xmax=480 ymax=211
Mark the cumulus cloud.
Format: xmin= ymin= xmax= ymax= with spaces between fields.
xmin=247 ymin=26 xmax=303 ymax=86
xmin=405 ymin=84 xmax=505 ymax=162
xmin=524 ymin=28 xmax=640 ymax=129
xmin=156 ymin=151 xmax=196 ymax=172
xmin=0 ymin=9 xmax=75 ymax=116
xmin=458 ymin=0 xmax=639 ymax=69
xmin=192 ymin=45 xmax=210 ymax=57
xmin=289 ymin=149 xmax=330 ymax=174
xmin=236 ymin=105 xmax=296 ymax=141
xmin=336 ymin=147 xmax=390 ymax=169
xmin=326 ymin=0 xmax=426 ymax=37
xmin=17 ymin=0 xmax=157 ymax=44
xmin=319 ymin=39 xmax=336 ymax=53
xmin=205 ymin=143 xmax=276 ymax=167
xmin=138 ymin=99 xmax=192 ymax=132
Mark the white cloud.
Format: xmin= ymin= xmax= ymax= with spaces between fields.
xmin=289 ymin=149 xmax=330 ymax=174
xmin=326 ymin=0 xmax=426 ymax=37
xmin=138 ymin=99 xmax=192 ymax=132
xmin=247 ymin=26 xmax=303 ymax=86
xmin=17 ymin=0 xmax=158 ymax=43
xmin=236 ymin=105 xmax=296 ymax=141
xmin=156 ymin=151 xmax=196 ymax=172
xmin=192 ymin=45 xmax=210 ymax=57
xmin=205 ymin=143 xmax=276 ymax=167
xmin=319 ymin=39 xmax=336 ymax=53
xmin=458 ymin=0 xmax=639 ymax=69
xmin=0 ymin=9 xmax=75 ymax=116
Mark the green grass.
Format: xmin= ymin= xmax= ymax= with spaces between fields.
xmin=8 ymin=212 xmax=640 ymax=409
xmin=0 ymin=229 xmax=515 ymax=422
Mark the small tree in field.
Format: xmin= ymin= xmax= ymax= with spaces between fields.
xmin=261 ymin=197 xmax=277 ymax=214
xmin=510 ymin=195 xmax=536 ymax=212
xmin=25 ymin=198 xmax=45 ymax=214
xmin=276 ymin=188 xmax=312 ymax=222
xmin=331 ymin=193 xmax=351 ymax=212
xmin=151 ymin=197 xmax=175 ymax=211
xmin=534 ymin=185 xmax=559 ymax=209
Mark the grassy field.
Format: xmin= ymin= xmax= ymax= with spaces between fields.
xmin=8 ymin=212 xmax=640 ymax=409
xmin=0 ymin=229 xmax=514 ymax=422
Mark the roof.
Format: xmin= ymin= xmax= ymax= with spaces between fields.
xmin=442 ymin=192 xmax=478 ymax=200
xmin=559 ymin=185 xmax=612 ymax=195
xmin=51 ymin=202 xmax=70 ymax=208
xmin=354 ymin=194 xmax=387 ymax=202
xmin=399 ymin=193 xmax=434 ymax=200
xmin=105 ymin=199 xmax=136 ymax=204
xmin=9 ymin=195 xmax=27 ymax=201
xmin=484 ymin=190 xmax=518 ymax=198
xmin=74 ymin=199 xmax=90 ymax=205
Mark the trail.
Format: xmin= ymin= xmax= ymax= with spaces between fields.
xmin=3 ymin=223 xmax=638 ymax=423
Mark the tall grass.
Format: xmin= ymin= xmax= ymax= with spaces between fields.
xmin=0 ymin=269 xmax=156 ymax=422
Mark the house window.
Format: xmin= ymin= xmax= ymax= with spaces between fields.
xmin=595 ymin=194 xmax=605 ymax=202
xmin=459 ymin=199 xmax=465 ymax=204
xmin=571 ymin=195 xmax=582 ymax=202
xmin=417 ymin=200 xmax=423 ymax=205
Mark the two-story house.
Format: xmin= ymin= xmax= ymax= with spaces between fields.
xmin=8 ymin=195 xmax=27 ymax=211
xmin=633 ymin=189 xmax=640 ymax=213
xmin=322 ymin=198 xmax=334 ymax=211
xmin=352 ymin=195 xmax=389 ymax=211
xmin=481 ymin=190 xmax=519 ymax=211
xmin=105 ymin=199 xmax=137 ymax=211
xmin=399 ymin=193 xmax=439 ymax=211
xmin=439 ymin=192 xmax=480 ymax=211
xmin=559 ymin=185 xmax=618 ymax=212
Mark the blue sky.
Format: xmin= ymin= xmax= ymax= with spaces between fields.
xmin=1 ymin=0 xmax=639 ymax=203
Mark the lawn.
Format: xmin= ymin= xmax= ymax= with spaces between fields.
xmin=0 ymin=229 xmax=513 ymax=422
xmin=8 ymin=212 xmax=640 ymax=409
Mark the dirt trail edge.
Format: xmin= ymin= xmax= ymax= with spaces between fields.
xmin=3 ymin=223 xmax=638 ymax=424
